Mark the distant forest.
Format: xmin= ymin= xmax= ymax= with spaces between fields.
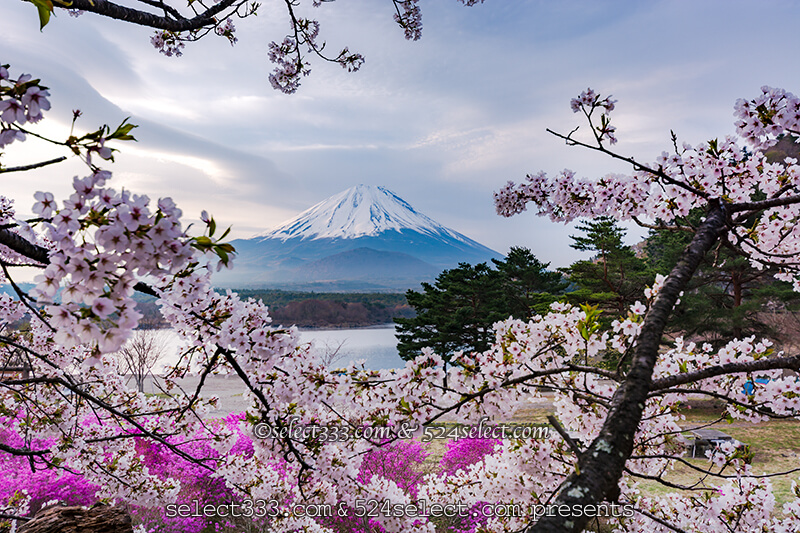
xmin=134 ymin=289 xmax=413 ymax=329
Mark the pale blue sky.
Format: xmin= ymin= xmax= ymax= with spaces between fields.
xmin=3 ymin=0 xmax=800 ymax=269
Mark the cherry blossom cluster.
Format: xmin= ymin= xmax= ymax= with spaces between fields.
xmin=494 ymin=169 xmax=652 ymax=222
xmin=393 ymin=0 xmax=423 ymax=41
xmin=150 ymin=30 xmax=185 ymax=57
xmin=214 ymin=18 xmax=238 ymax=46
xmin=0 ymin=64 xmax=51 ymax=149
xmin=267 ymin=36 xmax=310 ymax=94
xmin=267 ymin=12 xmax=365 ymax=94
xmin=27 ymin=172 xmax=196 ymax=353
xmin=570 ymin=87 xmax=618 ymax=144
xmin=734 ymin=86 xmax=800 ymax=149
xmin=389 ymin=0 xmax=485 ymax=43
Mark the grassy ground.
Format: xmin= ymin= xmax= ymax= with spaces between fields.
xmin=642 ymin=399 xmax=800 ymax=510
xmin=493 ymin=397 xmax=800 ymax=512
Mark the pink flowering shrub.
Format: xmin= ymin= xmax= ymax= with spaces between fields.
xmin=128 ymin=413 xmax=259 ymax=533
xmin=319 ymin=439 xmax=429 ymax=533
xmin=434 ymin=438 xmax=501 ymax=533
xmin=440 ymin=437 xmax=500 ymax=476
xmin=0 ymin=427 xmax=99 ymax=517
xmin=359 ymin=439 xmax=428 ymax=497
xmin=0 ymin=413 xmax=260 ymax=533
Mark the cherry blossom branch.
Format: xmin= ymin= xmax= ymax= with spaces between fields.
xmin=653 ymin=388 xmax=796 ymax=419
xmin=631 ymin=215 xmax=696 ymax=233
xmin=546 ymin=127 xmax=709 ymax=199
xmin=423 ymin=363 xmax=616 ymax=424
xmin=531 ymin=201 xmax=729 ymax=532
xmin=53 ymin=0 xmax=239 ymax=31
xmin=729 ymin=193 xmax=800 ymax=213
xmin=0 ymin=261 xmax=54 ymax=331
xmin=649 ymin=353 xmax=800 ymax=391
xmin=0 ymin=156 xmax=67 ymax=173
xmin=626 ymin=507 xmax=690 ymax=533
xmin=630 ymin=452 xmax=800 ymax=481
xmin=2 ymin=375 xmax=218 ymax=470
xmin=623 ymin=466 xmax=702 ymax=492
xmin=547 ymin=415 xmax=583 ymax=456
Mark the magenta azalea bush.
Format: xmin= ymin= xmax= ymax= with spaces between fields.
xmin=440 ymin=437 xmax=500 ymax=476
xmin=2 ymin=417 xmax=508 ymax=533
xmin=0 ymin=427 xmax=98 ymax=517
xmin=0 ymin=413 xmax=269 ymax=533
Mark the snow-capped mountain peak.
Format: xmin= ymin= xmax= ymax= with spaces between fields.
xmin=257 ymin=184 xmax=464 ymax=242
xmin=216 ymin=184 xmax=502 ymax=289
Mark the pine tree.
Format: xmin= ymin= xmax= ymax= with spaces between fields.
xmin=561 ymin=216 xmax=654 ymax=319
xmin=396 ymin=248 xmax=566 ymax=362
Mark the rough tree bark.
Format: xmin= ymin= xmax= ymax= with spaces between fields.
xmin=18 ymin=504 xmax=132 ymax=533
xmin=52 ymin=0 xmax=238 ymax=32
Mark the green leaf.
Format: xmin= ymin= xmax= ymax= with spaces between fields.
xmin=25 ymin=0 xmax=54 ymax=30
xmin=193 ymin=236 xmax=213 ymax=248
xmin=108 ymin=118 xmax=138 ymax=141
xmin=208 ymin=218 xmax=216 ymax=237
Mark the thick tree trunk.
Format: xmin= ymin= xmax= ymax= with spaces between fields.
xmin=18 ymin=504 xmax=132 ymax=533
xmin=529 ymin=201 xmax=729 ymax=532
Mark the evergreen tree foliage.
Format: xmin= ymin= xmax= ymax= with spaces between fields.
xmin=395 ymin=248 xmax=565 ymax=362
xmin=645 ymin=209 xmax=800 ymax=346
xmin=492 ymin=247 xmax=569 ymax=318
xmin=561 ymin=216 xmax=654 ymax=320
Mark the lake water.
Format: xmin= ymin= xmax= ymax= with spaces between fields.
xmin=297 ymin=325 xmax=405 ymax=370
xmin=155 ymin=324 xmax=404 ymax=372
xmin=138 ymin=325 xmax=403 ymax=415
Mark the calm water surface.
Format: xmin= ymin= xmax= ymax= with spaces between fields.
xmin=298 ymin=325 xmax=404 ymax=370
xmin=157 ymin=325 xmax=403 ymax=372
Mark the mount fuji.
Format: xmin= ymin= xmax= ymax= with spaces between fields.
xmin=213 ymin=185 xmax=502 ymax=290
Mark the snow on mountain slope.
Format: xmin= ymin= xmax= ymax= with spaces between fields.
xmin=255 ymin=184 xmax=470 ymax=243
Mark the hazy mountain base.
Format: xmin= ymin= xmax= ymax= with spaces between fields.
xmin=134 ymin=289 xmax=414 ymax=329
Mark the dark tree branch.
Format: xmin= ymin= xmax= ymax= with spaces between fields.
xmin=547 ymin=415 xmax=582 ymax=456
xmin=729 ymin=193 xmax=800 ymax=213
xmin=0 ymin=442 xmax=48 ymax=457
xmin=629 ymin=504 xmax=691 ymax=533
xmin=54 ymin=0 xmax=239 ymax=32
xmin=0 ymin=228 xmax=50 ymax=264
xmin=0 ymin=156 xmax=67 ymax=173
xmin=650 ymin=354 xmax=800 ymax=391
